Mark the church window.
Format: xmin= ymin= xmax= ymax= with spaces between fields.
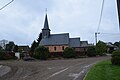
xmin=54 ymin=47 xmax=56 ymax=51
xmin=62 ymin=46 xmax=64 ymax=50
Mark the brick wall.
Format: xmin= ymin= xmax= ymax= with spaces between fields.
xmin=46 ymin=45 xmax=68 ymax=53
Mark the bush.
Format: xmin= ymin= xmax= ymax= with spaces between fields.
xmin=111 ymin=50 xmax=120 ymax=65
xmin=86 ymin=46 xmax=96 ymax=57
xmin=63 ymin=47 xmax=76 ymax=58
xmin=34 ymin=46 xmax=50 ymax=60
xmin=0 ymin=51 xmax=5 ymax=60
xmin=1 ymin=52 xmax=16 ymax=60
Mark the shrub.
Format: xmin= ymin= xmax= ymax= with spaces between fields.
xmin=0 ymin=49 xmax=16 ymax=60
xmin=0 ymin=51 xmax=5 ymax=60
xmin=34 ymin=46 xmax=50 ymax=60
xmin=86 ymin=46 xmax=96 ymax=57
xmin=63 ymin=47 xmax=76 ymax=58
xmin=111 ymin=50 xmax=120 ymax=65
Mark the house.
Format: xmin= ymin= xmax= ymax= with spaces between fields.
xmin=18 ymin=46 xmax=30 ymax=53
xmin=39 ymin=14 xmax=89 ymax=56
xmin=17 ymin=45 xmax=30 ymax=58
xmin=106 ymin=42 xmax=119 ymax=53
xmin=80 ymin=41 xmax=88 ymax=47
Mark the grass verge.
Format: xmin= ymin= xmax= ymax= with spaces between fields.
xmin=84 ymin=60 xmax=120 ymax=80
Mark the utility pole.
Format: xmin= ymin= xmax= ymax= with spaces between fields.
xmin=0 ymin=0 xmax=14 ymax=11
xmin=95 ymin=32 xmax=100 ymax=45
xmin=95 ymin=0 xmax=104 ymax=45
xmin=117 ymin=0 xmax=120 ymax=30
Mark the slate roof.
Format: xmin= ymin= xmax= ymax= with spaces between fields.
xmin=80 ymin=41 xmax=88 ymax=47
xmin=69 ymin=38 xmax=80 ymax=47
xmin=40 ymin=33 xmax=69 ymax=46
xmin=106 ymin=42 xmax=116 ymax=47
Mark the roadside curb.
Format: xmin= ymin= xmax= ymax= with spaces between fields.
xmin=83 ymin=68 xmax=90 ymax=80
xmin=83 ymin=63 xmax=96 ymax=80
xmin=83 ymin=60 xmax=106 ymax=80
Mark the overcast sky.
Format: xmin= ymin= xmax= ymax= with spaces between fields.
xmin=0 ymin=0 xmax=120 ymax=46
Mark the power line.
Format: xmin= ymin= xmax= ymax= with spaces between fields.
xmin=0 ymin=0 xmax=14 ymax=11
xmin=97 ymin=33 xmax=120 ymax=40
xmin=97 ymin=33 xmax=120 ymax=38
xmin=97 ymin=0 xmax=104 ymax=32
xmin=100 ymin=33 xmax=120 ymax=35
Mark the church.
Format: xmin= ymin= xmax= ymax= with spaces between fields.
xmin=39 ymin=14 xmax=89 ymax=55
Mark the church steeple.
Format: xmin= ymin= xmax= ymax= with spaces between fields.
xmin=42 ymin=13 xmax=51 ymax=38
xmin=43 ymin=14 xmax=49 ymax=29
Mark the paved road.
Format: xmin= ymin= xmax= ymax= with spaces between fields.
xmin=0 ymin=56 xmax=110 ymax=80
xmin=0 ymin=65 xmax=11 ymax=77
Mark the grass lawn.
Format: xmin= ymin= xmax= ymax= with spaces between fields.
xmin=84 ymin=60 xmax=120 ymax=80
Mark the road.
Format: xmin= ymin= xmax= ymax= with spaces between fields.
xmin=0 ymin=56 xmax=110 ymax=80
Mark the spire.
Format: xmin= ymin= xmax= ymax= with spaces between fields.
xmin=43 ymin=14 xmax=49 ymax=30
xmin=42 ymin=11 xmax=51 ymax=38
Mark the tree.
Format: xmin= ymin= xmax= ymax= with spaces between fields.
xmin=36 ymin=32 xmax=42 ymax=46
xmin=87 ymin=46 xmax=96 ymax=57
xmin=34 ymin=46 xmax=50 ymax=60
xmin=0 ymin=47 xmax=5 ymax=60
xmin=63 ymin=47 xmax=76 ymax=58
xmin=0 ymin=49 xmax=5 ymax=60
xmin=0 ymin=46 xmax=3 ymax=50
xmin=96 ymin=41 xmax=107 ymax=56
xmin=114 ymin=41 xmax=120 ymax=49
xmin=13 ymin=45 xmax=18 ymax=52
xmin=5 ymin=41 xmax=15 ymax=52
xmin=30 ymin=33 xmax=42 ymax=56
xmin=29 ymin=40 xmax=37 ymax=56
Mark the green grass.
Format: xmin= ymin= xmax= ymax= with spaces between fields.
xmin=84 ymin=60 xmax=120 ymax=80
